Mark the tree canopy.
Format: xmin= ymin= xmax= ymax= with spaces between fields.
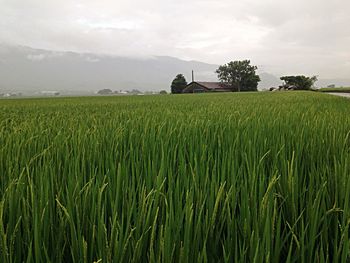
xmin=215 ymin=60 xmax=260 ymax=92
xmin=171 ymin=74 xmax=187 ymax=94
xmin=97 ymin=89 xmax=113 ymax=95
xmin=280 ymin=75 xmax=318 ymax=90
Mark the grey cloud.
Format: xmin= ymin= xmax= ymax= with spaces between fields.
xmin=0 ymin=0 xmax=349 ymax=78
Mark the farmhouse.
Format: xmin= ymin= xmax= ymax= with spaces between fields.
xmin=182 ymin=81 xmax=235 ymax=93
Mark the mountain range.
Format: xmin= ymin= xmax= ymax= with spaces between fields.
xmin=0 ymin=44 xmax=348 ymax=94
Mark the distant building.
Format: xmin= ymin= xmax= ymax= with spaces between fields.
xmin=41 ymin=91 xmax=60 ymax=96
xmin=3 ymin=92 xmax=22 ymax=97
xmin=182 ymin=82 xmax=235 ymax=93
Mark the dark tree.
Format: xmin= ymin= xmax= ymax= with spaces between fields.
xmin=171 ymin=74 xmax=187 ymax=94
xmin=280 ymin=75 xmax=318 ymax=90
xmin=215 ymin=60 xmax=260 ymax=92
xmin=97 ymin=89 xmax=113 ymax=95
xmin=130 ymin=89 xmax=142 ymax=94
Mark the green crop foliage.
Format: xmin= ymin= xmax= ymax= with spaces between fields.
xmin=319 ymin=87 xmax=350 ymax=93
xmin=0 ymin=92 xmax=349 ymax=262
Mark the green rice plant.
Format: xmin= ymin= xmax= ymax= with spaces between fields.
xmin=0 ymin=92 xmax=349 ymax=262
xmin=318 ymin=87 xmax=350 ymax=93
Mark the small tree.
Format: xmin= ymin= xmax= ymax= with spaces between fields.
xmin=280 ymin=75 xmax=318 ymax=90
xmin=171 ymin=74 xmax=187 ymax=94
xmin=97 ymin=89 xmax=113 ymax=95
xmin=159 ymin=90 xmax=167 ymax=95
xmin=215 ymin=60 xmax=260 ymax=92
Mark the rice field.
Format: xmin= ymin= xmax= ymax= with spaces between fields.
xmin=319 ymin=87 xmax=350 ymax=93
xmin=0 ymin=92 xmax=349 ymax=262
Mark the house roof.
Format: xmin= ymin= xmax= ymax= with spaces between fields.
xmin=187 ymin=82 xmax=232 ymax=90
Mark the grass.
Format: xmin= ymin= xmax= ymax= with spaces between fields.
xmin=0 ymin=92 xmax=349 ymax=262
xmin=318 ymin=87 xmax=350 ymax=93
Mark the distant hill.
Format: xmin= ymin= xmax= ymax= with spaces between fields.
xmin=258 ymin=72 xmax=282 ymax=90
xmin=257 ymin=73 xmax=350 ymax=90
xmin=0 ymin=44 xmax=349 ymax=94
xmin=314 ymin=79 xmax=350 ymax=88
xmin=0 ymin=44 xmax=217 ymax=94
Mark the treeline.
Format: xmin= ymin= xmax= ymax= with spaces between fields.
xmin=171 ymin=60 xmax=317 ymax=93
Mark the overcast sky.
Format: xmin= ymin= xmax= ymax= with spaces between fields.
xmin=1 ymin=0 xmax=349 ymax=78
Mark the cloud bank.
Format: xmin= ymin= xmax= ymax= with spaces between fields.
xmin=0 ymin=0 xmax=349 ymax=78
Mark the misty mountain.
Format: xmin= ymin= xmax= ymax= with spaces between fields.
xmin=257 ymin=72 xmax=282 ymax=90
xmin=257 ymin=73 xmax=350 ymax=90
xmin=0 ymin=44 xmax=349 ymax=94
xmin=314 ymin=79 xmax=350 ymax=88
xmin=0 ymin=44 xmax=218 ymax=94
